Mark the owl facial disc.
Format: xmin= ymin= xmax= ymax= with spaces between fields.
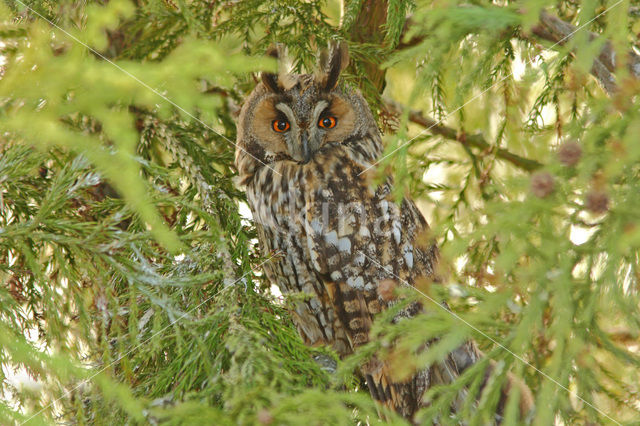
xmin=273 ymin=100 xmax=329 ymax=163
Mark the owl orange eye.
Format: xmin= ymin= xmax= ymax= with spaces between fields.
xmin=318 ymin=116 xmax=337 ymax=129
xmin=272 ymin=120 xmax=290 ymax=132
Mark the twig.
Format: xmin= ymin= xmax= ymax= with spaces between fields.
xmin=529 ymin=10 xmax=639 ymax=95
xmin=398 ymin=8 xmax=640 ymax=96
xmin=384 ymin=99 xmax=543 ymax=172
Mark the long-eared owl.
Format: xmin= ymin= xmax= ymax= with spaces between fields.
xmin=235 ymin=44 xmax=532 ymax=420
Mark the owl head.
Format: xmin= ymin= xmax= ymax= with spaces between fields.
xmin=235 ymin=43 xmax=380 ymax=183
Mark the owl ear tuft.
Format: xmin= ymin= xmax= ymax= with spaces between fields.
xmin=261 ymin=72 xmax=280 ymax=93
xmin=318 ymin=41 xmax=349 ymax=91
xmin=261 ymin=45 xmax=283 ymax=93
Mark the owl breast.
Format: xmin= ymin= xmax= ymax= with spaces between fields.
xmin=246 ymin=149 xmax=352 ymax=355
xmin=244 ymin=133 xmax=439 ymax=358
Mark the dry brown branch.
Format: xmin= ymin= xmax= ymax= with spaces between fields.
xmin=529 ymin=10 xmax=640 ymax=95
xmin=385 ymin=99 xmax=543 ymax=172
xmin=398 ymin=9 xmax=640 ymax=96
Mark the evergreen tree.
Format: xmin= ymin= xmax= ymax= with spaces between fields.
xmin=0 ymin=0 xmax=638 ymax=424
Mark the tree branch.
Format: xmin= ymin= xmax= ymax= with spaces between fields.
xmin=528 ymin=10 xmax=640 ymax=95
xmin=398 ymin=9 xmax=640 ymax=96
xmin=384 ymin=99 xmax=543 ymax=172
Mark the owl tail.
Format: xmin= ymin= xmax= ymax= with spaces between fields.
xmin=361 ymin=342 xmax=534 ymax=422
xmin=360 ymin=348 xmax=465 ymax=420
xmin=361 ymin=356 xmax=431 ymax=419
xmin=326 ymin=281 xmax=533 ymax=421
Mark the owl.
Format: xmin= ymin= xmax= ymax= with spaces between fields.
xmin=235 ymin=44 xmax=532 ymax=421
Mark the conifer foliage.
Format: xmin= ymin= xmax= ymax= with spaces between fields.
xmin=1 ymin=0 xmax=639 ymax=424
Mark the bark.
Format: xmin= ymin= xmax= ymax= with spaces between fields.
xmin=347 ymin=0 xmax=389 ymax=93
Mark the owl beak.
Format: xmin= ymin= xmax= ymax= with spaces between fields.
xmin=301 ymin=132 xmax=312 ymax=163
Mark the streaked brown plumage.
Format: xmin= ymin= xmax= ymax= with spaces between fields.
xmin=235 ymin=44 xmax=533 ymax=421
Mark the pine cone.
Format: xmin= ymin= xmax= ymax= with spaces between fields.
xmin=586 ymin=190 xmax=609 ymax=214
xmin=558 ymin=141 xmax=582 ymax=166
xmin=531 ymin=172 xmax=555 ymax=198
